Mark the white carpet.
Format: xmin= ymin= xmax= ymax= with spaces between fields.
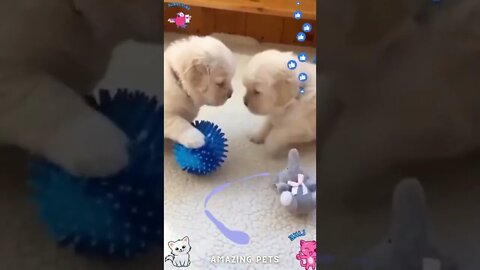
xmin=162 ymin=33 xmax=317 ymax=270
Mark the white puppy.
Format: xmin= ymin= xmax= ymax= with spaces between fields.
xmin=0 ymin=0 xmax=162 ymax=177
xmin=164 ymin=36 xmax=235 ymax=148
xmin=243 ymin=50 xmax=316 ymax=154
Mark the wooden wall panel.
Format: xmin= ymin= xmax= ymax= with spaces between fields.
xmin=183 ymin=7 xmax=216 ymax=35
xmin=164 ymin=4 xmax=316 ymax=47
xmin=281 ymin=18 xmax=316 ymax=47
xmin=213 ymin=10 xmax=246 ymax=36
xmin=164 ymin=5 xmax=215 ymax=35
xmin=164 ymin=0 xmax=316 ymax=20
xmin=244 ymin=13 xmax=283 ymax=43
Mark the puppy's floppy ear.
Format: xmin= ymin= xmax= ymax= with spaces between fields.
xmin=183 ymin=56 xmax=209 ymax=92
xmin=275 ymin=86 xmax=298 ymax=107
xmin=273 ymin=52 xmax=297 ymax=86
xmin=271 ymin=69 xmax=296 ymax=87
xmin=273 ymin=69 xmax=298 ymax=106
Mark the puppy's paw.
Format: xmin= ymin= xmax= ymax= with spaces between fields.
xmin=178 ymin=128 xmax=205 ymax=148
xmin=43 ymin=112 xmax=129 ymax=178
xmin=248 ymin=133 xmax=266 ymax=144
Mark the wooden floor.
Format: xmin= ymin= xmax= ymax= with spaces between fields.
xmin=164 ymin=0 xmax=316 ymax=47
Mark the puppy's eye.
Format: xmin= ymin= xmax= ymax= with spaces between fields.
xmin=253 ymin=90 xmax=260 ymax=95
xmin=216 ymin=81 xmax=225 ymax=87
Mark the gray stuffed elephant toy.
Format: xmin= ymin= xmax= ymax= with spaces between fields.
xmin=274 ymin=148 xmax=316 ymax=216
xmin=354 ymin=178 xmax=457 ymax=270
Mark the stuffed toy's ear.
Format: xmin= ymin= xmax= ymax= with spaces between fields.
xmin=390 ymin=178 xmax=429 ymax=251
xmin=353 ymin=178 xmax=456 ymax=270
xmin=168 ymin=241 xmax=175 ymax=249
xmin=287 ymin=149 xmax=300 ymax=172
xmin=182 ymin=236 xmax=190 ymax=243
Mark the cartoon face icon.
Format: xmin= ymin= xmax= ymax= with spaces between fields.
xmin=296 ymin=240 xmax=317 ymax=270
xmin=167 ymin=10 xmax=191 ymax=28
xmin=174 ymin=12 xmax=186 ymax=27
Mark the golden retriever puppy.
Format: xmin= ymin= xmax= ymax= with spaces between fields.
xmin=243 ymin=50 xmax=316 ymax=154
xmin=0 ymin=0 xmax=162 ymax=177
xmin=164 ymin=36 xmax=235 ymax=148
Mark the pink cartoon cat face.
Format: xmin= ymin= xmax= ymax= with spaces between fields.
xmin=300 ymin=240 xmax=316 ymax=256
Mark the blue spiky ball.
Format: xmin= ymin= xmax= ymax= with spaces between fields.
xmin=30 ymin=89 xmax=163 ymax=259
xmin=173 ymin=121 xmax=228 ymax=175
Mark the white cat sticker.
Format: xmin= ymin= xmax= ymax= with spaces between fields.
xmin=165 ymin=236 xmax=192 ymax=267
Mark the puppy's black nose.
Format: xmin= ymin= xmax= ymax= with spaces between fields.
xmin=228 ymin=91 xmax=232 ymax=98
xmin=244 ymin=99 xmax=248 ymax=106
